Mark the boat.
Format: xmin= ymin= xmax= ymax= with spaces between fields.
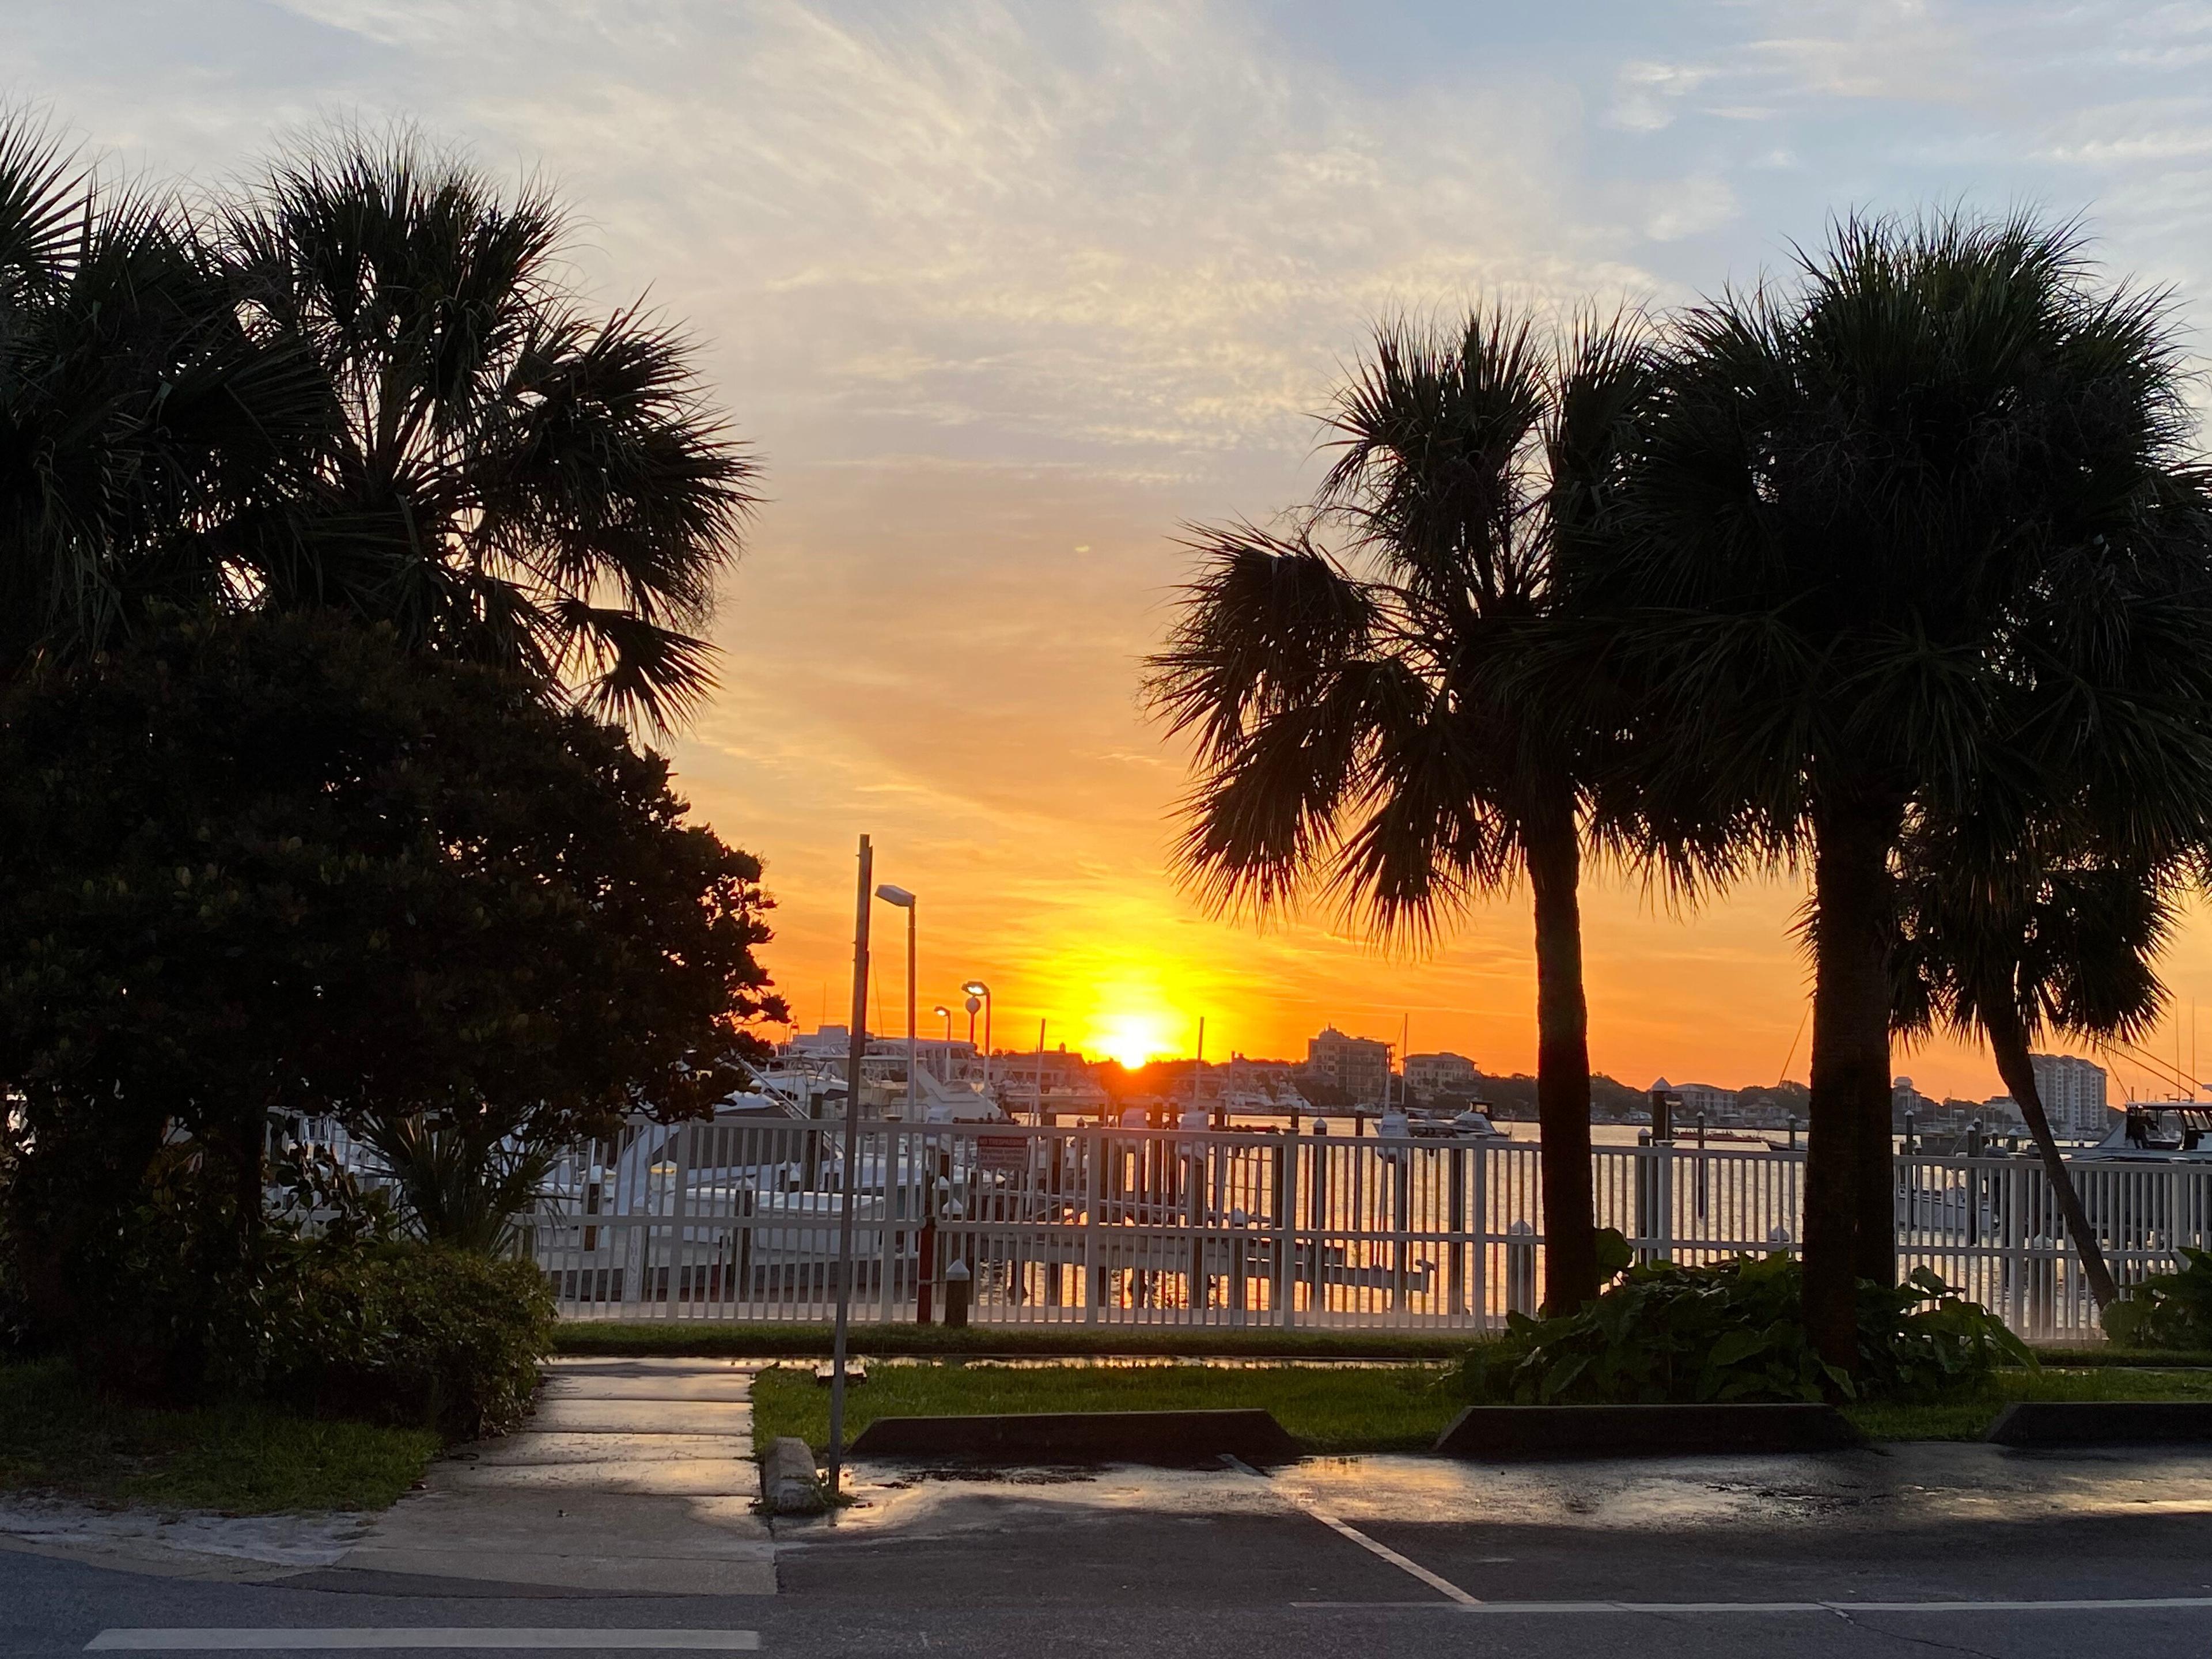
xmin=2066 ymin=1104 xmax=2212 ymax=1162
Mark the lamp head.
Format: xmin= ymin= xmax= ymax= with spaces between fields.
xmin=874 ymin=883 xmax=916 ymax=907
xmin=961 ymin=980 xmax=988 ymax=997
xmin=933 ymin=1005 xmax=952 ymax=1018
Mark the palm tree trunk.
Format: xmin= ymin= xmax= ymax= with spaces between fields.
xmin=1983 ymin=1007 xmax=2119 ymax=1310
xmin=1527 ymin=806 xmax=1599 ymax=1311
xmin=1805 ymin=791 xmax=1904 ymax=1371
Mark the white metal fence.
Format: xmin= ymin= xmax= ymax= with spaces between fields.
xmin=529 ymin=1120 xmax=2203 ymax=1339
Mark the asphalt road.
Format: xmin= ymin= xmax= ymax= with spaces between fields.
xmin=10 ymin=1444 xmax=2212 ymax=1657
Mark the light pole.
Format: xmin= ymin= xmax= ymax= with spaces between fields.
xmin=828 ymin=834 xmax=873 ymax=1499
xmin=876 ymin=884 xmax=916 ymax=1118
xmin=933 ymin=1005 xmax=953 ymax=1082
xmin=963 ymin=980 xmax=992 ymax=1105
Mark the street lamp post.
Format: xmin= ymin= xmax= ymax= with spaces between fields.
xmin=963 ymin=980 xmax=992 ymax=1105
xmin=828 ymin=835 xmax=874 ymax=1499
xmin=876 ymin=884 xmax=917 ymax=1118
xmin=932 ymin=1005 xmax=953 ymax=1082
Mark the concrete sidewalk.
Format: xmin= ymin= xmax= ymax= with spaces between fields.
xmin=334 ymin=1357 xmax=775 ymax=1595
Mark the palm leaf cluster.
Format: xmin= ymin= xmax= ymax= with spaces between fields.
xmin=0 ymin=117 xmax=755 ymax=728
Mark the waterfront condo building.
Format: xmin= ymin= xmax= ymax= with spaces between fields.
xmin=1305 ymin=1025 xmax=1393 ymax=1105
xmin=2028 ymin=1052 xmax=2111 ymax=1140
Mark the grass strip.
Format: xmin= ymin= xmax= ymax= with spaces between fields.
xmin=1845 ymin=1365 xmax=2212 ymax=1442
xmin=0 ymin=1359 xmax=440 ymax=1514
xmin=749 ymin=1359 xmax=1462 ymax=1457
xmin=556 ymin=1320 xmax=1468 ymax=1361
xmin=562 ymin=1322 xmax=2212 ymax=1369
xmin=750 ymin=1358 xmax=2212 ymax=1456
xmin=2028 ymin=1346 xmax=2212 ymax=1369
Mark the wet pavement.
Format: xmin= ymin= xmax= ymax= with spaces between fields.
xmin=798 ymin=1438 xmax=2212 ymax=1540
xmin=13 ymin=1382 xmax=2212 ymax=1655
xmin=329 ymin=1358 xmax=774 ymax=1594
xmin=753 ymin=1441 xmax=2212 ymax=1652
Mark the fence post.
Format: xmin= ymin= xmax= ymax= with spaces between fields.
xmin=1084 ymin=1126 xmax=1103 ymax=1323
xmin=2028 ymin=1233 xmax=2056 ymax=1339
xmin=664 ymin=1124 xmax=690 ymax=1321
xmin=1506 ymin=1219 xmax=1537 ymax=1317
xmin=1276 ymin=1136 xmax=1298 ymax=1330
xmin=1633 ymin=1136 xmax=1660 ymax=1264
xmin=877 ymin=1124 xmax=898 ymax=1324
xmin=1043 ymin=1133 xmax=1063 ymax=1310
xmin=1391 ymin=1147 xmax=1412 ymax=1310
xmin=1471 ymin=1141 xmax=1490 ymax=1326
xmin=1185 ymin=1127 xmax=1207 ymax=1317
xmin=1300 ymin=1141 xmax=1318 ymax=1318
xmin=1448 ymin=1145 xmax=1467 ymax=1317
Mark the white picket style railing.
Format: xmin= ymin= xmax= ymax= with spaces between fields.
xmin=528 ymin=1120 xmax=2198 ymax=1338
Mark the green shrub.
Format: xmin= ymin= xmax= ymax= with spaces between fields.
xmin=1463 ymin=1249 xmax=2031 ymax=1404
xmin=2103 ymin=1248 xmax=2212 ymax=1350
xmin=271 ymin=1247 xmax=554 ymax=1440
xmin=5 ymin=1141 xmax=550 ymax=1438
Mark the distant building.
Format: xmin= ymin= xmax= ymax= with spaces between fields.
xmin=1980 ymin=1095 xmax=2029 ymax=1134
xmin=1650 ymin=1078 xmax=1734 ymax=1118
xmin=1892 ymin=1075 xmax=1939 ymax=1129
xmin=1306 ymin=1025 xmax=1393 ymax=1105
xmin=990 ymin=1044 xmax=1109 ymax=1113
xmin=1404 ymin=1051 xmax=1479 ymax=1103
xmin=1218 ymin=1055 xmax=1306 ymax=1111
xmin=2029 ymin=1052 xmax=2110 ymax=1140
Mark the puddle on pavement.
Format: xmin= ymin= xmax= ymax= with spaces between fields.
xmin=876 ymin=1466 xmax=1100 ymax=1487
xmin=774 ymin=1442 xmax=2212 ymax=1545
xmin=841 ymin=1355 xmax=1442 ymax=1371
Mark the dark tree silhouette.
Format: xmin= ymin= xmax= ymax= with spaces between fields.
xmin=1149 ymin=310 xmax=1658 ymax=1311
xmin=220 ymin=132 xmax=758 ymax=730
xmin=1892 ymin=815 xmax=2179 ymax=1310
xmin=1569 ymin=213 xmax=2212 ymax=1366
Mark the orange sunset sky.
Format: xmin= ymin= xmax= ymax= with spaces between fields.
xmin=27 ymin=2 xmax=2212 ymax=1102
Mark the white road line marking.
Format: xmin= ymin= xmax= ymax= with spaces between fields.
xmin=1215 ymin=1455 xmax=1480 ymax=1607
xmin=86 ymin=1633 xmax=760 ymax=1650
xmin=1290 ymin=1597 xmax=2212 ymax=1614
xmin=1298 ymin=1508 xmax=1483 ymax=1607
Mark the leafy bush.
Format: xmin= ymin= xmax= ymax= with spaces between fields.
xmin=9 ymin=1141 xmax=550 ymax=1438
xmin=1463 ymin=1248 xmax=2031 ymax=1404
xmin=271 ymin=1247 xmax=554 ymax=1440
xmin=2103 ymin=1248 xmax=2212 ymax=1350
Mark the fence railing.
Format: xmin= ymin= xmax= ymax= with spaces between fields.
xmin=528 ymin=1120 xmax=2195 ymax=1339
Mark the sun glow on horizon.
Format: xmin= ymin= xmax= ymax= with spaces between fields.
xmin=1088 ymin=1010 xmax=1177 ymax=1070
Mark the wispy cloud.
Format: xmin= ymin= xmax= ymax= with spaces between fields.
xmin=18 ymin=0 xmax=2212 ymax=1094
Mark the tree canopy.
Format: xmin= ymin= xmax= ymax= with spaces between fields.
xmin=0 ymin=607 xmax=787 ymax=1177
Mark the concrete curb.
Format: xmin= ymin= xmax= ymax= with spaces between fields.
xmin=1434 ymin=1402 xmax=1861 ymax=1460
xmin=758 ymin=1436 xmax=827 ymax=1514
xmin=1987 ymin=1401 xmax=2212 ymax=1446
xmin=847 ymin=1409 xmax=1301 ymax=1467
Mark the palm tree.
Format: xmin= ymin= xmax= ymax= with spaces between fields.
xmin=217 ymin=131 xmax=758 ymax=729
xmin=1572 ymin=213 xmax=2212 ymax=1366
xmin=1146 ymin=310 xmax=1653 ymax=1312
xmin=0 ymin=118 xmax=321 ymax=677
xmin=358 ymin=1112 xmax=562 ymax=1256
xmin=1892 ymin=815 xmax=2177 ymax=1310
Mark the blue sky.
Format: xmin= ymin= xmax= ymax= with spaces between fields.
xmin=18 ymin=2 xmax=2212 ymax=1094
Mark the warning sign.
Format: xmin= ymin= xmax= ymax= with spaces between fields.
xmin=977 ymin=1135 xmax=1030 ymax=1172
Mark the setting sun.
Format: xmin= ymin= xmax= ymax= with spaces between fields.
xmin=1087 ymin=1010 xmax=1177 ymax=1070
